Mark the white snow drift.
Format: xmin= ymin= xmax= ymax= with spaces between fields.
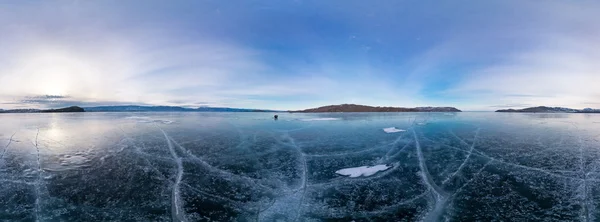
xmin=335 ymin=164 xmax=392 ymax=177
xmin=383 ymin=127 xmax=406 ymax=133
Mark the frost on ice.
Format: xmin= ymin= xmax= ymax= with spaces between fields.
xmin=335 ymin=164 xmax=392 ymax=177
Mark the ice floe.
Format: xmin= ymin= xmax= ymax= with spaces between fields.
xmin=383 ymin=127 xmax=406 ymax=133
xmin=335 ymin=164 xmax=392 ymax=177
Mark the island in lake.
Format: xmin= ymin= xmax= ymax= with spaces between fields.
xmin=41 ymin=106 xmax=85 ymax=113
xmin=291 ymin=104 xmax=461 ymax=113
xmin=0 ymin=106 xmax=85 ymax=113
xmin=496 ymin=106 xmax=600 ymax=113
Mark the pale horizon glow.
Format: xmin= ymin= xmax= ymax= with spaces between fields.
xmin=1 ymin=1 xmax=599 ymax=111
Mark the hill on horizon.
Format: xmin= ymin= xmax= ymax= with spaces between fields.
xmin=291 ymin=104 xmax=461 ymax=113
xmin=496 ymin=106 xmax=600 ymax=113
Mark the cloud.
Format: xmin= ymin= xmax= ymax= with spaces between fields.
xmin=1 ymin=95 xmax=151 ymax=108
xmin=1 ymin=1 xmax=598 ymax=111
xmin=443 ymin=1 xmax=600 ymax=110
xmin=449 ymin=36 xmax=600 ymax=109
xmin=489 ymin=103 xmax=532 ymax=108
xmin=0 ymin=1 xmax=417 ymax=110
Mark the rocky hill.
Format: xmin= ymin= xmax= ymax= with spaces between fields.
xmin=291 ymin=104 xmax=461 ymax=113
xmin=41 ymin=106 xmax=85 ymax=113
xmin=0 ymin=106 xmax=85 ymax=113
xmin=496 ymin=106 xmax=600 ymax=113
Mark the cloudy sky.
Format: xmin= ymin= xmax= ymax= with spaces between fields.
xmin=0 ymin=0 xmax=598 ymax=111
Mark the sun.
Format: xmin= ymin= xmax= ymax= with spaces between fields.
xmin=40 ymin=70 xmax=69 ymax=96
xmin=23 ymin=49 xmax=91 ymax=97
xmin=8 ymin=46 xmax=109 ymax=106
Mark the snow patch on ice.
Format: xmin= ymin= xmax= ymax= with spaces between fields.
xmin=43 ymin=154 xmax=93 ymax=171
xmin=335 ymin=164 xmax=392 ymax=177
xmin=60 ymin=155 xmax=89 ymax=165
xmin=300 ymin=118 xmax=340 ymax=121
xmin=151 ymin=120 xmax=174 ymax=124
xmin=125 ymin=116 xmax=173 ymax=124
xmin=383 ymin=127 xmax=406 ymax=133
xmin=125 ymin=116 xmax=150 ymax=120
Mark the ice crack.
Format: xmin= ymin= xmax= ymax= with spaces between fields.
xmin=1 ymin=131 xmax=16 ymax=160
xmin=284 ymin=133 xmax=308 ymax=222
xmin=412 ymin=129 xmax=448 ymax=221
xmin=435 ymin=134 xmax=581 ymax=181
xmin=157 ymin=126 xmax=188 ymax=222
xmin=33 ymin=128 xmax=42 ymax=222
xmin=578 ymin=136 xmax=591 ymax=222
xmin=119 ymin=128 xmax=168 ymax=181
xmin=442 ymin=128 xmax=480 ymax=184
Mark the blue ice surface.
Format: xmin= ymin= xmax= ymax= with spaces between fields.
xmin=0 ymin=112 xmax=599 ymax=221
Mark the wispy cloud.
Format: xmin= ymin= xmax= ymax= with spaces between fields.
xmin=1 ymin=95 xmax=150 ymax=109
xmin=489 ymin=103 xmax=532 ymax=108
xmin=442 ymin=1 xmax=600 ymax=110
xmin=0 ymin=1 xmax=598 ymax=110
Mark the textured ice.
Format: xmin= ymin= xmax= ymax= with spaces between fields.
xmin=1 ymin=112 xmax=600 ymax=221
xmin=383 ymin=127 xmax=406 ymax=133
xmin=336 ymin=164 xmax=391 ymax=177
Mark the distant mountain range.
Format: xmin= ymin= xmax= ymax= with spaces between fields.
xmin=290 ymin=104 xmax=461 ymax=113
xmin=84 ymin=105 xmax=278 ymax=112
xmin=1 ymin=104 xmax=464 ymax=113
xmin=496 ymin=106 xmax=600 ymax=113
xmin=0 ymin=105 xmax=279 ymax=113
xmin=4 ymin=104 xmax=599 ymax=114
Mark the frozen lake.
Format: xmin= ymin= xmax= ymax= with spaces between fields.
xmin=1 ymin=112 xmax=600 ymax=221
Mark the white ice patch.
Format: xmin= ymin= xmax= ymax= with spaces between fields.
xmin=300 ymin=118 xmax=340 ymax=121
xmin=125 ymin=116 xmax=150 ymax=120
xmin=151 ymin=120 xmax=174 ymax=124
xmin=43 ymin=154 xmax=92 ymax=172
xmin=335 ymin=164 xmax=391 ymax=177
xmin=125 ymin=116 xmax=173 ymax=124
xmin=383 ymin=127 xmax=406 ymax=133
xmin=60 ymin=155 xmax=89 ymax=165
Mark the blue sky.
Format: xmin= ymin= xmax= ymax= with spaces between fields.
xmin=0 ymin=0 xmax=599 ymax=110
